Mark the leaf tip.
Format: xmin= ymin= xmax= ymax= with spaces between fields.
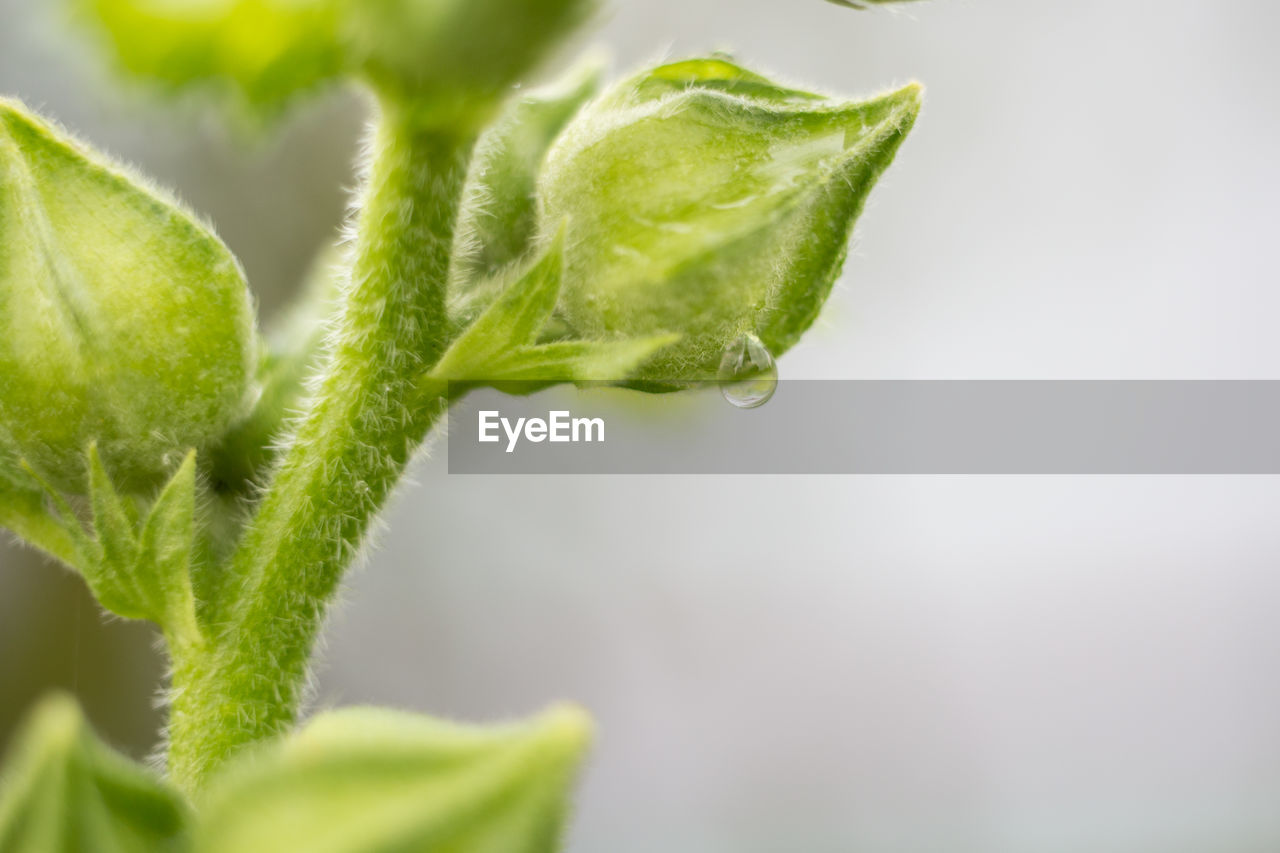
xmin=536 ymin=702 xmax=595 ymax=756
xmin=897 ymin=79 xmax=924 ymax=103
xmin=20 ymin=691 xmax=85 ymax=747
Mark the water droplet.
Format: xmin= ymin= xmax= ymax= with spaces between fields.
xmin=718 ymin=333 xmax=777 ymax=409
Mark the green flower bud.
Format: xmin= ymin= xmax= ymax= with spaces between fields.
xmin=77 ymin=0 xmax=597 ymax=127
xmin=0 ymin=100 xmax=257 ymax=493
xmin=75 ymin=0 xmax=345 ymax=121
xmin=537 ymin=58 xmax=922 ymax=386
xmin=343 ymin=0 xmax=598 ymax=123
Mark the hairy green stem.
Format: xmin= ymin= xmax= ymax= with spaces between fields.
xmin=166 ymin=99 xmax=473 ymax=792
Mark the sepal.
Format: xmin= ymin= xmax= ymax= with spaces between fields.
xmin=76 ymin=0 xmax=599 ymax=129
xmin=433 ymin=229 xmax=676 ymax=389
xmin=17 ymin=447 xmax=203 ymax=640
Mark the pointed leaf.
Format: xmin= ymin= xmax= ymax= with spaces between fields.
xmin=485 ymin=335 xmax=680 ymax=387
xmin=433 ymin=230 xmax=567 ymax=380
xmin=0 ymin=482 xmax=92 ymax=570
xmin=0 ymin=694 xmax=192 ymax=853
xmin=88 ymin=444 xmax=140 ymax=571
xmin=757 ymin=85 xmax=923 ymax=357
xmin=137 ymin=450 xmax=200 ymax=634
xmin=83 ymin=447 xmax=201 ymax=632
xmin=195 ymin=704 xmax=592 ymax=853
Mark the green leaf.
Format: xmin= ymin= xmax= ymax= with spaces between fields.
xmin=136 ymin=451 xmax=201 ymax=633
xmin=0 ymin=99 xmax=258 ymax=494
xmin=0 ymin=694 xmax=192 ymax=853
xmin=78 ymin=446 xmax=202 ymax=635
xmin=436 ymin=229 xmax=567 ymax=380
xmin=88 ymin=443 xmax=141 ymax=575
xmin=537 ymin=58 xmax=922 ymax=385
xmin=2 ymin=449 xmax=198 ymax=639
xmin=483 ymin=336 xmax=680 ymax=389
xmin=194 ymin=704 xmax=593 ymax=853
xmin=451 ymin=55 xmax=604 ymax=290
xmin=74 ymin=0 xmax=346 ymax=120
xmin=434 ymin=229 xmax=677 ymax=388
xmin=0 ymin=486 xmax=88 ymax=570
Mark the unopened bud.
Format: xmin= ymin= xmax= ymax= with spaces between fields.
xmin=538 ymin=58 xmax=921 ymax=385
xmin=0 ymin=100 xmax=257 ymax=492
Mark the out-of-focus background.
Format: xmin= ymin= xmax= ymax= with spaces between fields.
xmin=4 ymin=1 xmax=1280 ymax=850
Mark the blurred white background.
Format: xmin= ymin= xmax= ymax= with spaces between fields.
xmin=3 ymin=1 xmax=1280 ymax=850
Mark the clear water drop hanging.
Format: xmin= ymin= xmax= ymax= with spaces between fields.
xmin=718 ymin=333 xmax=778 ymax=409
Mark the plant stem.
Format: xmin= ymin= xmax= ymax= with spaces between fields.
xmin=166 ymin=98 xmax=473 ymax=793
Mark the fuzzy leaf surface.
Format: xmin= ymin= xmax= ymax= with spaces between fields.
xmin=76 ymin=447 xmax=201 ymax=634
xmin=194 ymin=705 xmax=593 ymax=853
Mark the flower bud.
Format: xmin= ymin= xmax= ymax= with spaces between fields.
xmin=537 ymin=58 xmax=921 ymax=385
xmin=343 ymin=0 xmax=598 ymax=124
xmin=77 ymin=0 xmax=596 ymax=126
xmin=0 ymin=100 xmax=257 ymax=493
xmin=75 ymin=0 xmax=345 ymax=121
